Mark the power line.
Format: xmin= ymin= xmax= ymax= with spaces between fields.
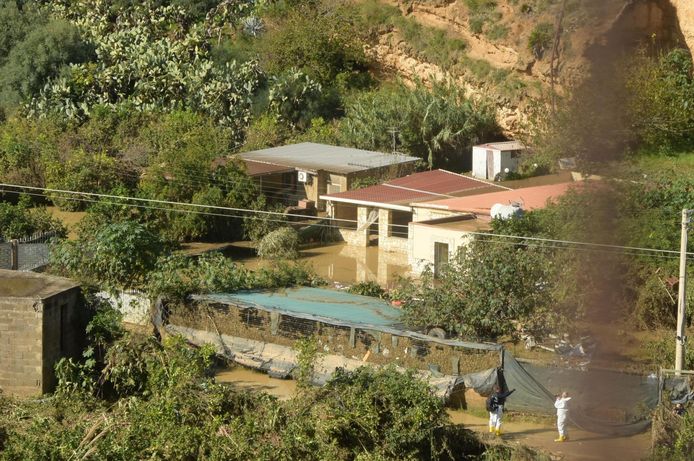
xmin=0 ymin=183 xmax=373 ymax=227
xmin=1 ymin=182 xmax=692 ymax=258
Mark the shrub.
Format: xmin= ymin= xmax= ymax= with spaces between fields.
xmin=50 ymin=220 xmax=167 ymax=289
xmin=0 ymin=194 xmax=66 ymax=240
xmin=528 ymin=22 xmax=554 ymax=59
xmin=348 ymin=281 xmax=386 ymax=298
xmin=625 ymin=48 xmax=694 ymax=152
xmin=257 ymin=226 xmax=300 ymax=260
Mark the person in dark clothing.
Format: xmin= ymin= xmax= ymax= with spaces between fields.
xmin=487 ymin=385 xmax=516 ymax=436
xmin=673 ymin=403 xmax=686 ymax=417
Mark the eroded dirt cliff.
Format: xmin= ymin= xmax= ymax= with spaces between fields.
xmin=366 ymin=0 xmax=692 ymax=137
xmin=671 ymin=0 xmax=694 ymax=53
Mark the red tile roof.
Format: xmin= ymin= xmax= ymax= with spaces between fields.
xmin=415 ymin=182 xmax=577 ymax=215
xmin=321 ymin=170 xmax=504 ymax=208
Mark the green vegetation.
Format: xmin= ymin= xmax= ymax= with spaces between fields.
xmin=400 ymin=237 xmax=563 ymax=341
xmin=348 ymin=280 xmax=387 ymax=298
xmin=650 ymin=405 xmax=694 ymax=461
xmin=625 ymin=48 xmax=694 ymax=153
xmin=0 ymin=302 xmax=543 ymax=460
xmin=341 ymin=82 xmax=499 ymax=169
xmin=527 ymin=22 xmax=553 ymax=59
xmin=0 ymin=194 xmax=65 ymax=240
xmin=257 ymin=226 xmax=300 ymax=260
xmin=355 ymin=0 xmax=468 ymax=70
xmin=464 ymin=0 xmax=502 ymax=36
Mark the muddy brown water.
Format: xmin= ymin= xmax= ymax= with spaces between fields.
xmin=215 ymin=367 xmax=650 ymax=460
xmin=225 ymin=242 xmax=410 ymax=288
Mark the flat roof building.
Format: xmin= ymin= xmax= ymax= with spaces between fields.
xmin=237 ymin=143 xmax=419 ymax=210
xmin=0 ymin=270 xmax=85 ymax=396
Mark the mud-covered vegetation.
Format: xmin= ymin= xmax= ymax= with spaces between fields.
xmin=0 ymin=303 xmax=540 ymax=460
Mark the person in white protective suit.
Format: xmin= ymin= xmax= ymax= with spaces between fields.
xmin=554 ymin=391 xmax=571 ymax=442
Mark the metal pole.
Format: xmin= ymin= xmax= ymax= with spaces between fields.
xmin=10 ymin=239 xmax=18 ymax=270
xmin=675 ymin=209 xmax=691 ymax=373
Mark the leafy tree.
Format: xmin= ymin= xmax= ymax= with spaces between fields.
xmin=625 ymin=48 xmax=694 ymax=153
xmin=340 ymin=82 xmax=499 ymax=169
xmin=259 ymin=2 xmax=368 ymax=85
xmin=316 ymin=366 xmax=451 ymax=459
xmin=0 ymin=19 xmax=92 ymax=111
xmin=44 ymin=149 xmax=132 ymax=211
xmin=0 ymin=0 xmax=41 ymax=65
xmin=0 ymin=116 xmax=62 ymax=186
xmin=0 ymin=193 xmax=66 ymax=240
xmin=51 ymin=220 xmax=168 ymax=289
xmin=400 ymin=237 xmax=561 ymax=340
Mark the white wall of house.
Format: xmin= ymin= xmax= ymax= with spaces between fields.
xmin=408 ymin=223 xmax=474 ymax=275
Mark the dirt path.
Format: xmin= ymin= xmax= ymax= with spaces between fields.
xmin=217 ymin=367 xmax=651 ymax=460
xmin=448 ymin=410 xmax=651 ymax=461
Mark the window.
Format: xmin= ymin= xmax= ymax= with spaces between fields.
xmin=434 ymin=242 xmax=449 ymax=279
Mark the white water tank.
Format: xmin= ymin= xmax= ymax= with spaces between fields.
xmin=491 ymin=203 xmax=523 ymax=220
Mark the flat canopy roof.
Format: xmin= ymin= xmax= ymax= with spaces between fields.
xmin=195 ymin=287 xmax=403 ymax=328
xmin=320 ymin=170 xmax=505 ymax=211
xmin=414 ymin=182 xmax=576 ymax=215
xmin=413 ymin=215 xmax=494 ymax=232
xmin=475 ymin=140 xmax=524 ymax=151
xmin=0 ymin=269 xmax=79 ymax=298
xmin=238 ymin=143 xmax=418 ymax=175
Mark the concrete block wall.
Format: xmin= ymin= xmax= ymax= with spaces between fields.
xmin=0 ymin=287 xmax=83 ymax=396
xmin=0 ymin=297 xmax=44 ymax=395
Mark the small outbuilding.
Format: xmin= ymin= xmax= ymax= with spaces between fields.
xmin=0 ymin=270 xmax=84 ymax=396
xmin=472 ymin=141 xmax=525 ymax=180
xmin=237 ymin=143 xmax=419 ymax=210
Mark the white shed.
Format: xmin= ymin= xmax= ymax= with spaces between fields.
xmin=471 ymin=141 xmax=525 ymax=180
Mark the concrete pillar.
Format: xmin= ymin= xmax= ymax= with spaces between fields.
xmin=354 ymin=206 xmax=370 ymax=247
xmin=378 ymin=209 xmax=391 ymax=242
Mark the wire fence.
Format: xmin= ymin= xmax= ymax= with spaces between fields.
xmin=0 ymin=231 xmax=58 ymax=271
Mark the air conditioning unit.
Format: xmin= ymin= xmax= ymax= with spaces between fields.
xmin=298 ymin=171 xmax=309 ymax=183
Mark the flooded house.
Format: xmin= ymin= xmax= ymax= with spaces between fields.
xmin=320 ymin=169 xmax=504 ymax=252
xmin=234 ymin=143 xmax=419 ymax=211
xmin=409 ymin=182 xmax=577 ymax=275
xmin=0 ymin=270 xmax=85 ymax=396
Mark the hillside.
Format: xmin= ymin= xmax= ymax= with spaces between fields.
xmin=364 ymin=0 xmax=693 ymax=135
